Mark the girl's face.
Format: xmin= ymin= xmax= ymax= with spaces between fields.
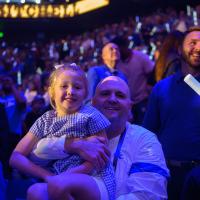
xmin=52 ymin=70 xmax=87 ymax=116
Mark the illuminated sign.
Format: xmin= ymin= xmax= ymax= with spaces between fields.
xmin=0 ymin=0 xmax=109 ymax=18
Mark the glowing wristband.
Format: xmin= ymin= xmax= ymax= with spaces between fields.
xmin=184 ymin=74 xmax=200 ymax=95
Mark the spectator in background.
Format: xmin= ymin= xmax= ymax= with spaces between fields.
xmin=112 ymin=36 xmax=154 ymax=125
xmin=0 ymin=75 xmax=26 ymax=178
xmin=143 ymin=26 xmax=200 ymax=200
xmin=86 ymin=42 xmax=127 ymax=102
xmin=154 ymin=31 xmax=184 ymax=82
xmin=23 ymin=95 xmax=46 ymax=135
xmin=24 ymin=75 xmax=39 ymax=105
xmin=173 ymin=10 xmax=189 ymax=33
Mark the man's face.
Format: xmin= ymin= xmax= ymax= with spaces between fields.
xmin=92 ymin=77 xmax=132 ymax=122
xmin=182 ymin=31 xmax=200 ymax=69
xmin=102 ymin=43 xmax=120 ymax=65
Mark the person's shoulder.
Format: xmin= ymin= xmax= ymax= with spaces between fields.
xmin=81 ymin=104 xmax=109 ymax=120
xmin=126 ymin=123 xmax=158 ymax=141
xmin=80 ymin=105 xmax=101 ymax=115
xmin=88 ymin=65 xmax=105 ymax=72
xmin=154 ymin=72 xmax=178 ymax=89
xmin=80 ymin=105 xmax=110 ymax=126
xmin=148 ymin=75 xmax=177 ymax=99
xmin=127 ymin=123 xmax=154 ymax=135
xmin=132 ymin=49 xmax=149 ymax=58
xmin=132 ymin=50 xmax=154 ymax=65
xmin=40 ymin=110 xmax=55 ymax=119
xmin=155 ymin=76 xmax=170 ymax=86
xmin=132 ymin=49 xmax=143 ymax=55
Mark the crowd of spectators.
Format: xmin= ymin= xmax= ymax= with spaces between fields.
xmin=0 ymin=3 xmax=200 ymax=199
xmin=0 ymin=5 xmax=199 ymax=80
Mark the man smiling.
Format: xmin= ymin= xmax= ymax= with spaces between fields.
xmin=143 ymin=26 xmax=200 ymax=200
xmin=30 ymin=76 xmax=169 ymax=200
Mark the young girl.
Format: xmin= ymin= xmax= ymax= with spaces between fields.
xmin=9 ymin=64 xmax=115 ymax=200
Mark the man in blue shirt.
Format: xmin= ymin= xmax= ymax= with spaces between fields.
xmin=86 ymin=42 xmax=127 ymax=102
xmin=143 ymin=26 xmax=200 ymax=200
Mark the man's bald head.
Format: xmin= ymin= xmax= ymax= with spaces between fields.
xmin=95 ymin=76 xmax=131 ymax=98
xmin=92 ymin=76 xmax=132 ymax=123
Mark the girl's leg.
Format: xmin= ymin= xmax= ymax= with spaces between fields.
xmin=48 ymin=173 xmax=101 ymax=200
xmin=27 ymin=183 xmax=48 ymax=200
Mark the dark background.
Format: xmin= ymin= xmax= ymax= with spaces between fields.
xmin=0 ymin=0 xmax=199 ymax=41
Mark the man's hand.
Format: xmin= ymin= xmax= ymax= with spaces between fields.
xmin=65 ymin=136 xmax=110 ymax=171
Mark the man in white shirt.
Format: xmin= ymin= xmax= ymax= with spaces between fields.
xmin=28 ymin=76 xmax=169 ymax=200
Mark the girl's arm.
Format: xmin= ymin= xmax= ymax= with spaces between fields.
xmin=9 ymin=132 xmax=54 ymax=182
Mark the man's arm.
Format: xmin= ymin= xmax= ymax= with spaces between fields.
xmin=59 ymin=130 xmax=109 ymax=175
xmin=65 ymin=131 xmax=110 ymax=170
xmin=118 ymin=128 xmax=169 ymax=200
xmin=34 ymin=133 xmax=110 ymax=170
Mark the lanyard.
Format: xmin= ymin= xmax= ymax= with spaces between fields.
xmin=113 ymin=128 xmax=126 ymax=171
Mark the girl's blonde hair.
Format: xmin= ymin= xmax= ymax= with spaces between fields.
xmin=48 ymin=63 xmax=88 ymax=109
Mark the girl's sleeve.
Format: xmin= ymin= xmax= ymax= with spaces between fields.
xmin=87 ymin=109 xmax=110 ymax=135
xmin=29 ymin=113 xmax=47 ymax=139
